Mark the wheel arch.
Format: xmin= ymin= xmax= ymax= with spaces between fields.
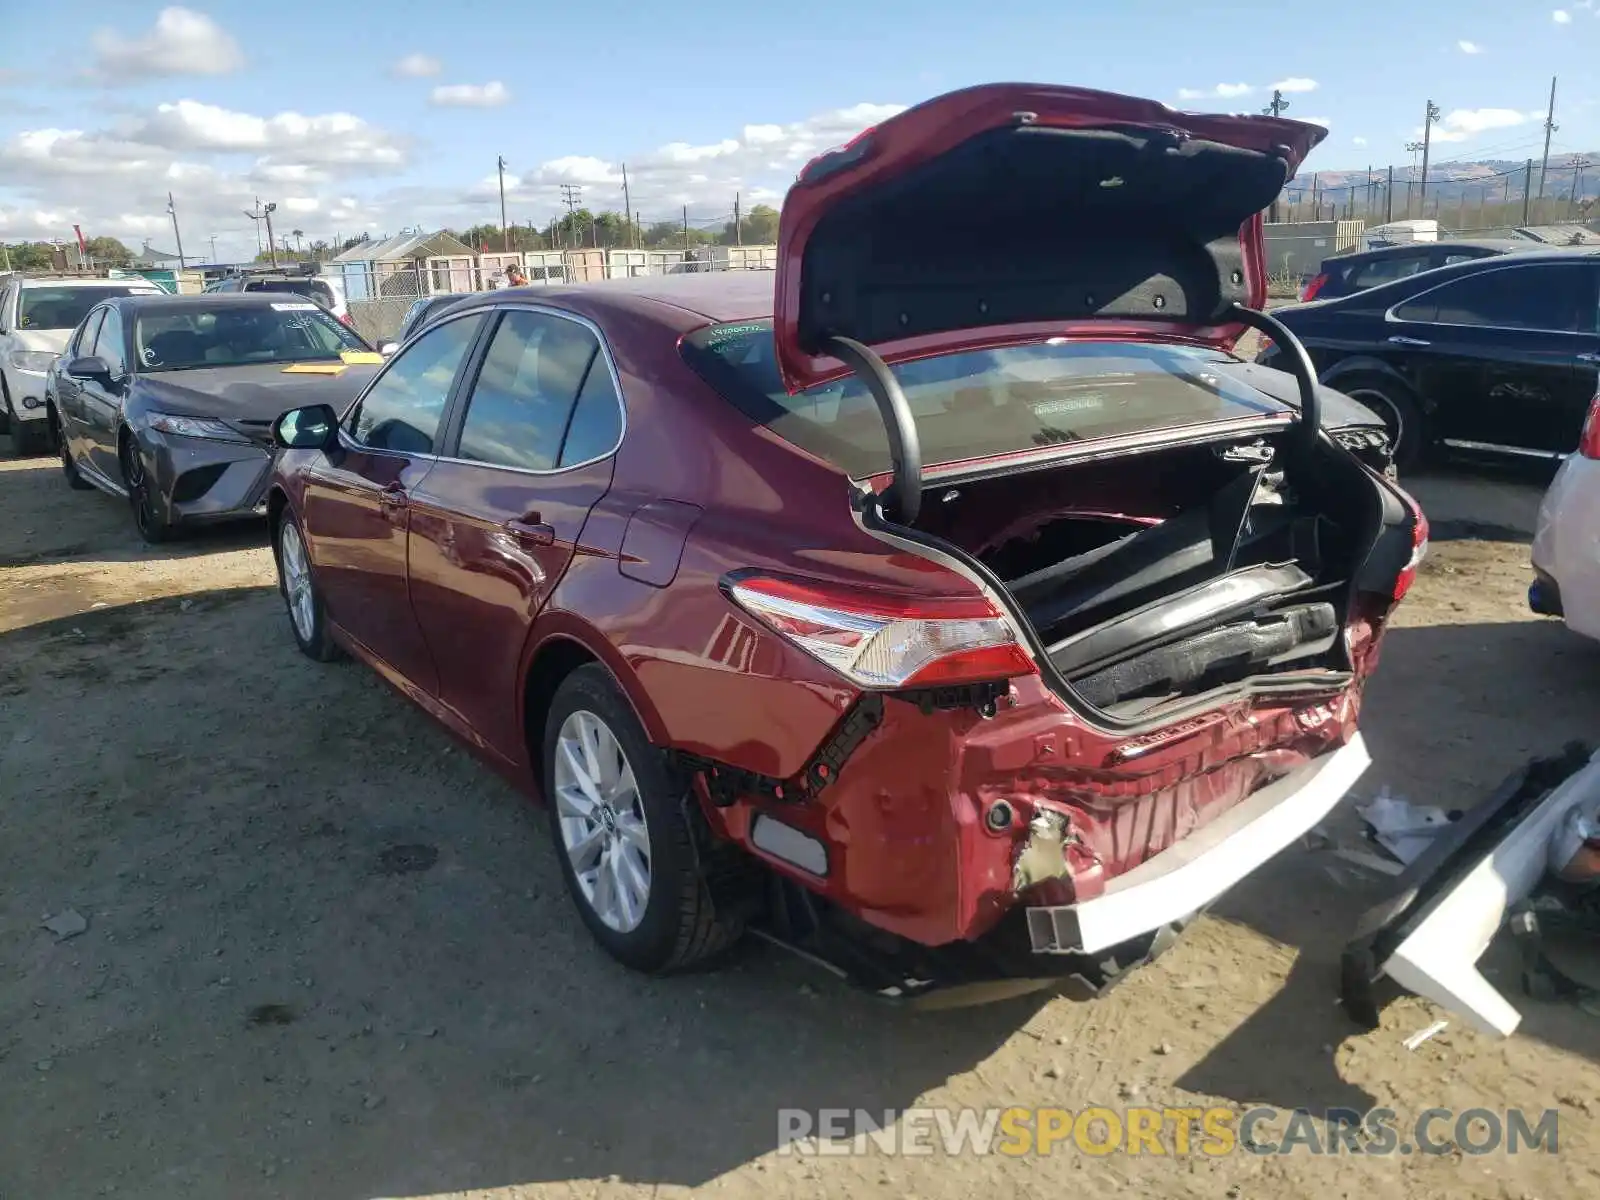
xmin=519 ymin=614 xmax=670 ymax=794
xmin=1320 ymin=356 xmax=1427 ymax=411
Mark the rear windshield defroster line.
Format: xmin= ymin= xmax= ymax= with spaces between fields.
xmin=680 ymin=321 xmax=1289 ymax=479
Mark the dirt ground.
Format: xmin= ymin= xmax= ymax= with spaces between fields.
xmin=3 ymin=445 xmax=1600 ymax=1200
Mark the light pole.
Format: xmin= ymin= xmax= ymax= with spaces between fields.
xmin=166 ymin=192 xmax=187 ymax=270
xmin=1405 ymin=141 xmax=1424 ymax=216
xmin=263 ymin=202 xmax=279 ymax=267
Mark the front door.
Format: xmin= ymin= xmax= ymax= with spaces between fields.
xmin=407 ymin=307 xmax=624 ymax=764
xmin=1387 ymin=259 xmax=1600 ymax=456
xmin=299 ymin=312 xmax=488 ymax=694
xmin=55 ymin=308 xmax=104 ymax=469
xmin=80 ymin=307 xmax=130 ymax=480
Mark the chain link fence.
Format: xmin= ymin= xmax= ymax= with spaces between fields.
xmin=332 ymin=245 xmax=777 ymax=343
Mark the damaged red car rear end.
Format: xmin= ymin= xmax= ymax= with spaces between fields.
xmin=686 ymin=83 xmax=1425 ymax=999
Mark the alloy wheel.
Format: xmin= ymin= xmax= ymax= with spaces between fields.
xmin=278 ymin=521 xmax=316 ymax=644
xmin=553 ymin=709 xmax=652 ymax=933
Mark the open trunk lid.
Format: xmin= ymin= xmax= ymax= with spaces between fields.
xmin=773 ymin=82 xmax=1326 ymax=393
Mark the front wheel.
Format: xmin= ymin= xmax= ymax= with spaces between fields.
xmin=275 ymin=512 xmax=340 ymax=661
xmin=543 ymin=665 xmax=744 ymax=973
xmin=121 ymin=435 xmax=174 ymax=543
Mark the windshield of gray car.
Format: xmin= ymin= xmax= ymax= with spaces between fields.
xmin=681 ymin=321 xmax=1284 ymax=477
xmin=133 ymin=303 xmax=369 ymax=371
xmin=18 ymin=286 xmax=162 ymax=331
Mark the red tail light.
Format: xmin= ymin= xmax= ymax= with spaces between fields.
xmin=1390 ymin=486 xmax=1429 ymax=604
xmin=338 ymin=313 xmax=354 ymax=327
xmin=1300 ymin=274 xmax=1328 ymax=302
xmin=727 ymin=575 xmax=1036 ymax=689
xmin=1578 ymin=394 xmax=1600 ymax=459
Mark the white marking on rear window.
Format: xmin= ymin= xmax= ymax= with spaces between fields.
xmin=271 ymin=302 xmax=317 ymax=311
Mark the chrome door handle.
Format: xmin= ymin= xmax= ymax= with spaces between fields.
xmin=1388 ymin=335 xmax=1431 ymax=347
xmin=505 ymin=517 xmax=555 ymax=546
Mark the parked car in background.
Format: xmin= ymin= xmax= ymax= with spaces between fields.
xmin=206 ymin=265 xmax=350 ymax=325
xmin=394 ymin=292 xmax=471 ymax=344
xmin=50 ymin=293 xmax=382 ymax=542
xmin=264 ymin=84 xmax=1424 ymax=1002
xmin=1 ymin=274 xmax=165 ymax=455
xmin=1260 ymin=249 xmax=1600 ymax=468
xmin=1298 ymin=238 xmax=1532 ymax=301
xmin=1530 ymin=392 xmax=1600 ymax=639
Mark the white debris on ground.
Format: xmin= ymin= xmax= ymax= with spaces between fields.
xmin=1355 ymin=788 xmax=1454 ymax=865
xmin=40 ymin=909 xmax=88 ymax=940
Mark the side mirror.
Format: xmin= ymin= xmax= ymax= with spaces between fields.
xmin=65 ymin=355 xmax=112 ymax=383
xmin=379 ymin=342 xmax=400 ymax=357
xmin=273 ymin=403 xmax=340 ymax=451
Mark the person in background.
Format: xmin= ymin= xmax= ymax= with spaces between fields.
xmin=505 ymin=263 xmax=529 ymax=287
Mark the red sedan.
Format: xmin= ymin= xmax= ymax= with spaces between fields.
xmin=267 ymin=83 xmax=1424 ymax=999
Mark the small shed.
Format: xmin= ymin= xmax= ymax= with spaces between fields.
xmin=332 ymin=230 xmax=476 ymax=301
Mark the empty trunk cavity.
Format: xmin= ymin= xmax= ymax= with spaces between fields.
xmin=913 ymin=436 xmax=1383 ymax=717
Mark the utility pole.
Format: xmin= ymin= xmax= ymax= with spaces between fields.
xmin=734 ymin=192 xmax=743 ymax=246
xmin=1524 ymin=159 xmax=1534 ymax=224
xmin=683 ymin=206 xmax=690 ymax=255
xmin=1418 ymin=101 xmax=1440 ymax=216
xmin=1262 ymin=89 xmax=1288 ymax=118
xmin=208 ymin=235 xmax=218 ymax=261
xmin=1569 ymin=158 xmax=1591 ymax=215
xmin=559 ymin=183 xmax=581 ymax=249
xmin=242 ymin=197 xmax=264 ymax=255
xmin=621 ymin=163 xmax=635 ymax=249
xmin=165 ymin=192 xmax=187 ymax=270
xmin=263 ymin=202 xmax=279 ymax=268
xmin=1386 ymin=165 xmax=1394 ymax=222
xmin=1539 ymin=76 xmax=1558 ymax=201
xmin=497 ymin=155 xmax=510 ymax=252
xmin=1310 ymin=173 xmax=1319 ymax=220
xmin=1404 ymin=142 xmax=1423 ymax=216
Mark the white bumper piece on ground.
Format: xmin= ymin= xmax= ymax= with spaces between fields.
xmin=1532 ymin=454 xmax=1600 ymax=641
xmin=1028 ymin=734 xmax=1371 ymax=955
xmin=1380 ymin=749 xmax=1600 ymax=1037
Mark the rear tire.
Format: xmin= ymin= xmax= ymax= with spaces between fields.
xmin=543 ymin=664 xmax=744 ymax=973
xmin=1339 ymin=374 xmax=1428 ymax=472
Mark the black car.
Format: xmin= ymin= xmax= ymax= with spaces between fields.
xmin=1300 ymin=238 xmax=1533 ymax=302
xmin=394 ymin=292 xmax=471 ymax=344
xmin=48 ymin=293 xmax=383 ymax=543
xmin=1260 ymin=249 xmax=1600 ymax=467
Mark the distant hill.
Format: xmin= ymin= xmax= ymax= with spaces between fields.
xmin=1287 ymin=150 xmax=1598 ymax=205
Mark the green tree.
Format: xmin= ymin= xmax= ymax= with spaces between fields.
xmin=84 ymin=236 xmax=133 ymax=265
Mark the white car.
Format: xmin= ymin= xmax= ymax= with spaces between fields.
xmin=1 ymin=275 xmax=165 ymax=455
xmin=1530 ymin=395 xmax=1600 ymax=640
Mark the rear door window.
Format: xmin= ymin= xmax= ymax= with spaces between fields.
xmin=1349 ymin=253 xmax=1428 ymax=290
xmin=452 ymin=310 xmax=613 ymax=471
xmin=1393 ymin=263 xmax=1599 ymax=332
xmin=683 ymin=322 xmax=1287 ymax=478
xmin=72 ymin=309 xmax=106 ymax=358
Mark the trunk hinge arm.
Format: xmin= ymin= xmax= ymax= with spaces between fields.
xmin=1229 ymin=303 xmax=1320 ymax=454
xmin=824 ymin=336 xmax=923 ymax=524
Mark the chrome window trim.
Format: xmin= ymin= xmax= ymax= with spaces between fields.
xmin=435 ymin=300 xmax=629 ymax=478
xmin=1383 ymin=258 xmax=1600 ymax=337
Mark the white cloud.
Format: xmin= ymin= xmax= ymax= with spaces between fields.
xmin=1553 ymin=8 xmax=1572 ymax=22
xmin=88 ymin=6 xmax=243 ymax=81
xmin=1177 ymin=82 xmax=1253 ymax=101
xmin=392 ymin=53 xmax=441 ymax=78
xmin=1457 ymin=39 xmax=1484 ymax=53
xmin=1416 ymin=106 xmax=1531 ymax=144
xmin=1271 ymin=77 xmax=1319 ymax=93
xmin=1353 ymin=136 xmax=1369 ymax=146
xmin=430 ymin=81 xmax=511 ymax=108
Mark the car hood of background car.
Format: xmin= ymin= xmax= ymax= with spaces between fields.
xmin=132 ymin=362 xmax=382 ymax=423
xmin=772 ymin=82 xmax=1327 ymax=393
xmin=14 ymin=328 xmax=72 ymax=355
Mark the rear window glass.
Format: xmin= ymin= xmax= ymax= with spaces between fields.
xmin=681 ymin=322 xmax=1287 ymax=477
xmin=244 ymin=278 xmax=336 ymax=308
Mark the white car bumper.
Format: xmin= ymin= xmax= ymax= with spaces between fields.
xmin=1531 ymin=454 xmax=1600 ymax=641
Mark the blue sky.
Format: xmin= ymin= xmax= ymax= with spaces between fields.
xmin=2 ymin=1 xmax=1597 ymax=262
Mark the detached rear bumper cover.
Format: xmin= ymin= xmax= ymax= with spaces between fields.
xmin=1340 ymin=743 xmax=1599 ymax=1038
xmin=1028 ymin=733 xmax=1370 ymax=955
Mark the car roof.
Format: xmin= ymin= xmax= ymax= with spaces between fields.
xmin=450 ymin=271 xmax=778 ymax=329
xmin=19 ymin=276 xmax=167 ymax=289
xmin=1334 ymin=238 xmax=1533 ymax=261
xmin=109 ymin=291 xmax=326 ymax=311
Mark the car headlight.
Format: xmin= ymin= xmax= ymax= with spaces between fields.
xmin=148 ymin=413 xmax=249 ymax=443
xmin=8 ymin=350 xmax=57 ymax=374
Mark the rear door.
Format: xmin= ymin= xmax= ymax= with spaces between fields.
xmin=406 ymin=306 xmax=623 ymax=763
xmin=298 ymin=311 xmax=488 ymax=693
xmin=1385 ymin=259 xmax=1600 ymax=456
xmin=80 ymin=306 xmax=130 ymax=479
